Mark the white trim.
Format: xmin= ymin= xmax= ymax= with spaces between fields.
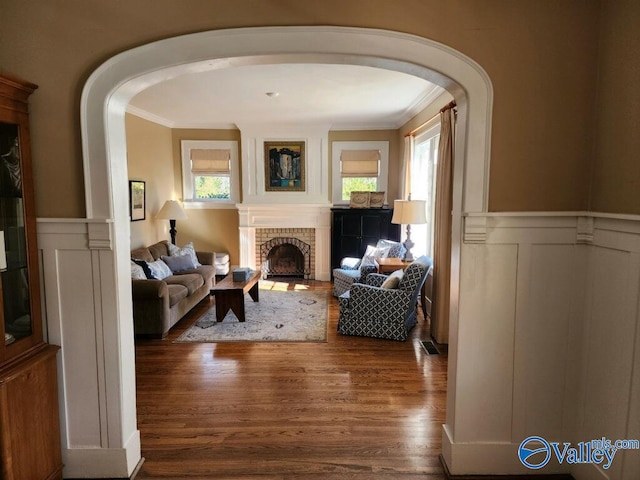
xmin=331 ymin=140 xmax=389 ymax=205
xmin=180 ymin=139 xmax=239 ymax=206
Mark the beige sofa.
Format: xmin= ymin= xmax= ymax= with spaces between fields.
xmin=131 ymin=241 xmax=216 ymax=338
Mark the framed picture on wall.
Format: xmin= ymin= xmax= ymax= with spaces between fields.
xmin=264 ymin=141 xmax=305 ymax=192
xmin=129 ymin=180 xmax=146 ymax=221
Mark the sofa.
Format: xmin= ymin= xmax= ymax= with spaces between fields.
xmin=130 ymin=240 xmax=216 ymax=338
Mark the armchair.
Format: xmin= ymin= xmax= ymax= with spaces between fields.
xmin=337 ymin=255 xmax=432 ymax=341
xmin=332 ymin=239 xmax=406 ymax=297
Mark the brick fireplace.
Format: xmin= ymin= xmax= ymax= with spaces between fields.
xmin=237 ymin=204 xmax=332 ymax=281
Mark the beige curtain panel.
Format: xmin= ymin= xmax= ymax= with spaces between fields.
xmin=340 ymin=149 xmax=380 ymax=177
xmin=432 ymin=103 xmax=456 ymax=345
xmin=190 ymin=149 xmax=231 ymax=174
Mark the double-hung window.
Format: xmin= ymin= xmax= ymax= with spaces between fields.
xmin=181 ymin=140 xmax=239 ymax=206
xmin=331 ymin=141 xmax=389 ymax=204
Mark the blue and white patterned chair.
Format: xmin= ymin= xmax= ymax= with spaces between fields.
xmin=337 ymin=256 xmax=432 ymax=341
xmin=332 ymin=240 xmax=406 ymax=297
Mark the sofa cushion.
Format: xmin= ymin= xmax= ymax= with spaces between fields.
xmin=131 ymin=247 xmax=154 ymax=263
xmin=148 ymin=241 xmax=171 ymax=261
xmin=167 ymin=284 xmax=189 ymax=307
xmin=161 ymin=254 xmax=198 ymax=273
xmin=131 ymin=260 xmax=147 ymax=280
xmin=167 ymin=241 xmax=202 ymax=267
xmin=165 ymin=273 xmax=204 ymax=295
xmin=147 ymin=259 xmax=173 ymax=280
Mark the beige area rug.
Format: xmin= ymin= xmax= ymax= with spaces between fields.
xmin=175 ymin=284 xmax=329 ymax=343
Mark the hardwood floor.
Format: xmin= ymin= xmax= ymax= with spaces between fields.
xmin=134 ymin=279 xmax=448 ymax=479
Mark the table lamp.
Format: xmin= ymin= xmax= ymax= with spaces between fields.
xmin=391 ymin=199 xmax=427 ymax=262
xmin=156 ymin=200 xmax=188 ymax=245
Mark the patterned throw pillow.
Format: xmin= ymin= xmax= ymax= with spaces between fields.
xmin=168 ymin=241 xmax=202 ymax=267
xmin=381 ymin=269 xmax=404 ymax=289
xmin=361 ymin=245 xmax=391 ymax=267
xmin=130 ymin=260 xmax=147 ymax=280
xmin=161 ymin=254 xmax=197 ymax=273
xmin=146 ymin=259 xmax=173 ymax=280
xmin=376 ymin=239 xmax=406 ymax=259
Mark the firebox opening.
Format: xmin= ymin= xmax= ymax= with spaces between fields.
xmin=260 ymin=237 xmax=311 ymax=279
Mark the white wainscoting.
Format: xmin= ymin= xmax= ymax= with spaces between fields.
xmin=443 ymin=213 xmax=640 ymax=480
xmin=37 ymin=218 xmax=141 ymax=479
xmin=36 ymin=213 xmax=640 ymax=479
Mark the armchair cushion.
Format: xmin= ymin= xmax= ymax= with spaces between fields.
xmin=381 ymin=269 xmax=404 ymax=289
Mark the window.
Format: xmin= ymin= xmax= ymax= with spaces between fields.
xmin=331 ymin=141 xmax=389 ymax=205
xmin=340 ymin=149 xmax=380 ymax=201
xmin=408 ymin=124 xmax=440 ymax=257
xmin=181 ymin=140 xmax=239 ymax=207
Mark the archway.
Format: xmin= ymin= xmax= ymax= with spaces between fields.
xmin=81 ymin=26 xmax=492 ymax=476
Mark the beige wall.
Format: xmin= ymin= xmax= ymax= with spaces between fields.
xmin=125 ymin=114 xmax=173 ymax=249
xmin=171 ymin=128 xmax=241 ymax=264
xmin=1 ymin=0 xmax=626 ymax=216
xmin=590 ymin=0 xmax=640 ymax=213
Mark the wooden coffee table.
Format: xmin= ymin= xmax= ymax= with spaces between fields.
xmin=210 ymin=269 xmax=261 ymax=322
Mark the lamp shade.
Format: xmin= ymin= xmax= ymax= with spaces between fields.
xmin=156 ymin=200 xmax=188 ymax=220
xmin=391 ymin=199 xmax=427 ymax=225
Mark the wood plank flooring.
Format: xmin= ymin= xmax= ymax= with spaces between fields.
xmin=134 ymin=279 xmax=448 ymax=479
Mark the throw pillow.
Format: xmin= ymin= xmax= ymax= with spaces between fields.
xmin=168 ymin=241 xmax=202 ymax=267
xmin=146 ymin=259 xmax=173 ymax=280
xmin=361 ymin=244 xmax=391 ymax=267
xmin=132 ymin=259 xmax=152 ymax=279
xmin=161 ymin=254 xmax=197 ymax=273
xmin=130 ymin=260 xmax=147 ymax=280
xmin=381 ymin=269 xmax=404 ymax=289
xmin=376 ymin=239 xmax=406 ymax=259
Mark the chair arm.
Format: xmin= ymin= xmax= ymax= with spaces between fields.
xmin=340 ymin=257 xmax=361 ymax=270
xmin=366 ymin=273 xmax=388 ymax=288
xmin=196 ymin=250 xmax=215 ymax=266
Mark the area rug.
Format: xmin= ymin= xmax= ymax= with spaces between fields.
xmin=175 ymin=287 xmax=329 ymax=343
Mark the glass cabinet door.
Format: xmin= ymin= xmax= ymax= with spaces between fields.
xmin=0 ymin=122 xmax=32 ymax=347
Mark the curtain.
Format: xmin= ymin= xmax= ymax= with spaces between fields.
xmin=432 ymin=102 xmax=455 ymax=344
xmin=400 ymin=135 xmax=413 ymax=200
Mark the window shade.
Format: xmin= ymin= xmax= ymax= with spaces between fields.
xmin=340 ymin=150 xmax=380 ymax=177
xmin=190 ymin=149 xmax=231 ymax=174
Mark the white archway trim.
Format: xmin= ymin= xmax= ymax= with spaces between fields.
xmin=77 ymin=26 xmax=492 ymax=477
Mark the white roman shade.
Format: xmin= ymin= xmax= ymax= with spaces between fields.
xmin=190 ymin=149 xmax=231 ymax=175
xmin=340 ymin=150 xmax=380 ymax=177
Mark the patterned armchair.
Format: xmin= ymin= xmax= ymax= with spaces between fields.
xmin=337 ymin=255 xmax=432 ymax=341
xmin=332 ymin=240 xmax=406 ymax=297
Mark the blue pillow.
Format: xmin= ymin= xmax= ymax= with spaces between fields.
xmin=162 ymin=254 xmax=197 ymax=273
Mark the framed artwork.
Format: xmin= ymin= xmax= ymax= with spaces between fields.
xmin=369 ymin=191 xmax=386 ymax=208
xmin=349 ymin=191 xmax=370 ymax=208
xmin=264 ymin=141 xmax=305 ymax=191
xmin=129 ymin=180 xmax=146 ymax=221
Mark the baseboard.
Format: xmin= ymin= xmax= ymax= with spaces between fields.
xmin=440 ymin=454 xmax=574 ymax=480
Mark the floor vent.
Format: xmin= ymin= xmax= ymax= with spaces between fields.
xmin=420 ymin=340 xmax=440 ymax=355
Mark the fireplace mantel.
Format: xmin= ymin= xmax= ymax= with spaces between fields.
xmin=237 ymin=203 xmax=332 ymax=281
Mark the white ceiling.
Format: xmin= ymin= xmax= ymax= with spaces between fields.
xmin=127 ymin=63 xmax=444 ymax=130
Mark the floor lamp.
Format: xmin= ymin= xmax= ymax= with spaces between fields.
xmin=391 ymin=199 xmax=427 ymax=262
xmin=156 ymin=200 xmax=188 ymax=245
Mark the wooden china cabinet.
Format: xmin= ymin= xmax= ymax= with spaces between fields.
xmin=0 ymin=74 xmax=62 ymax=480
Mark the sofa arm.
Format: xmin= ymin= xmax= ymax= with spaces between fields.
xmin=196 ymin=250 xmax=215 ymax=266
xmin=131 ymin=279 xmax=168 ymax=299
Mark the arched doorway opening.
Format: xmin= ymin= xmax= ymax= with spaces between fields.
xmin=80 ymin=26 xmax=492 ymax=475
